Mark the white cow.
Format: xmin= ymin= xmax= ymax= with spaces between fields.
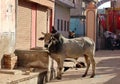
xmin=39 ymin=32 xmax=96 ymax=79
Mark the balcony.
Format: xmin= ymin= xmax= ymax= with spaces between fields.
xmin=55 ymin=0 xmax=75 ymax=8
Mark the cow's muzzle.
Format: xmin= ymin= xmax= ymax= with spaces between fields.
xmin=44 ymin=44 xmax=48 ymax=48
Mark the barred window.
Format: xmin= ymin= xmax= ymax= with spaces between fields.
xmin=64 ymin=20 xmax=66 ymax=31
xmin=61 ymin=20 xmax=63 ymax=31
xmin=67 ymin=21 xmax=69 ymax=31
xmin=57 ymin=19 xmax=60 ymax=30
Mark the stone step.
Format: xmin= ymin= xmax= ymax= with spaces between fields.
xmin=0 ymin=69 xmax=47 ymax=84
xmin=0 ymin=69 xmax=22 ymax=75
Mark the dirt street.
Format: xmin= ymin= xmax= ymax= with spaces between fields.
xmin=47 ymin=50 xmax=120 ymax=84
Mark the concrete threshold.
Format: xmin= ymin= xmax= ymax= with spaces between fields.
xmin=0 ymin=69 xmax=22 ymax=75
xmin=0 ymin=69 xmax=47 ymax=84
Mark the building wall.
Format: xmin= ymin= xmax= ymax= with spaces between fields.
xmin=36 ymin=6 xmax=48 ymax=47
xmin=55 ymin=3 xmax=70 ymax=37
xmin=70 ymin=0 xmax=84 ymax=36
xmin=0 ymin=0 xmax=16 ymax=68
xmin=56 ymin=0 xmax=75 ymax=8
xmin=16 ymin=1 xmax=32 ymax=50
xmin=70 ymin=0 xmax=82 ymax=16
xmin=116 ymin=0 xmax=120 ymax=8
xmin=16 ymin=0 xmax=51 ymax=50
xmin=29 ymin=0 xmax=55 ymax=26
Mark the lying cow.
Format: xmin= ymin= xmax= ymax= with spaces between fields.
xmin=39 ymin=32 xmax=96 ymax=79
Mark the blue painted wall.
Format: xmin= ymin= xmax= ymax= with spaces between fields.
xmin=70 ymin=18 xmax=84 ymax=37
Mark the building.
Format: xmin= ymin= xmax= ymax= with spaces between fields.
xmin=0 ymin=0 xmax=54 ymax=68
xmin=116 ymin=0 xmax=120 ymax=8
xmin=54 ymin=0 xmax=75 ymax=37
xmin=70 ymin=0 xmax=98 ymax=37
xmin=70 ymin=0 xmax=84 ymax=37
xmin=16 ymin=0 xmax=54 ymax=49
xmin=111 ymin=0 xmax=119 ymax=8
xmin=0 ymin=1 xmax=56 ymax=82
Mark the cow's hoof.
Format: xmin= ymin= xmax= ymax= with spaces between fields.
xmin=64 ymin=67 xmax=70 ymax=72
xmin=56 ymin=77 xmax=62 ymax=80
xmin=90 ymin=74 xmax=95 ymax=78
xmin=82 ymin=74 xmax=86 ymax=77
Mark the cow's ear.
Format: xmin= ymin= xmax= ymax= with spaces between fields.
xmin=41 ymin=32 xmax=46 ymax=35
xmin=38 ymin=37 xmax=44 ymax=40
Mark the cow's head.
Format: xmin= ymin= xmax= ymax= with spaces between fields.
xmin=39 ymin=32 xmax=63 ymax=53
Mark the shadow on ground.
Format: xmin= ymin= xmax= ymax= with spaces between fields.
xmin=96 ymin=50 xmax=120 ymax=84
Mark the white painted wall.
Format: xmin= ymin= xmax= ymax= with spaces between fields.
xmin=0 ymin=0 xmax=16 ymax=54
xmin=0 ymin=0 xmax=1 ymax=34
xmin=0 ymin=0 xmax=16 ymax=68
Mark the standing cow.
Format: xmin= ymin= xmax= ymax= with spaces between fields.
xmin=39 ymin=32 xmax=96 ymax=79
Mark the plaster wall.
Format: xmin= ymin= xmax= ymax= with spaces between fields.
xmin=70 ymin=0 xmax=82 ymax=16
xmin=0 ymin=0 xmax=16 ymax=68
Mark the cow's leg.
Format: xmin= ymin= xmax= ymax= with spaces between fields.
xmin=89 ymin=54 xmax=96 ymax=78
xmin=82 ymin=54 xmax=90 ymax=77
xmin=56 ymin=58 xmax=64 ymax=80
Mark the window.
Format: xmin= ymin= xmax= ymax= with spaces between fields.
xmin=61 ymin=20 xmax=63 ymax=31
xmin=67 ymin=21 xmax=69 ymax=31
xmin=64 ymin=20 xmax=66 ymax=31
xmin=57 ymin=19 xmax=60 ymax=30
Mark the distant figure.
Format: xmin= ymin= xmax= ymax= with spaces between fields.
xmin=104 ymin=30 xmax=112 ymax=38
xmin=51 ymin=26 xmax=57 ymax=34
xmin=68 ymin=31 xmax=75 ymax=39
xmin=104 ymin=30 xmax=114 ymax=50
xmin=107 ymin=33 xmax=114 ymax=50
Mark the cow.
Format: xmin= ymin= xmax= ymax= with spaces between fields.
xmin=39 ymin=32 xmax=96 ymax=79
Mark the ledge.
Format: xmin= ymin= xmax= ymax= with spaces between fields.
xmin=0 ymin=69 xmax=47 ymax=84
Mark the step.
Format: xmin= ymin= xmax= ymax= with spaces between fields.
xmin=0 ymin=69 xmax=47 ymax=84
